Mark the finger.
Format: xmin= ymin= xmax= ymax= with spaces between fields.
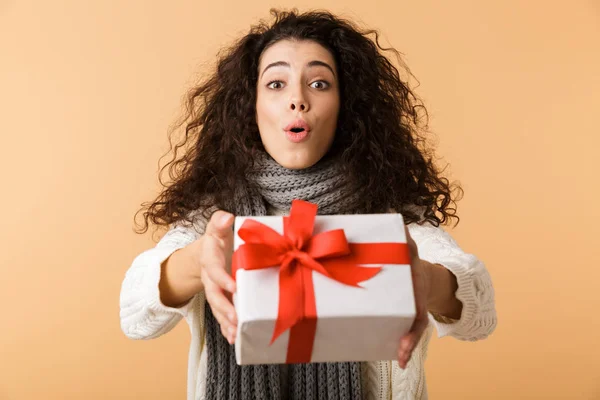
xmin=397 ymin=335 xmax=412 ymax=368
xmin=210 ymin=305 xmax=228 ymax=331
xmin=205 ymin=286 xmax=238 ymax=344
xmin=409 ymin=314 xmax=428 ymax=349
xmin=203 ymin=272 xmax=238 ymax=325
xmin=205 ymin=210 xmax=235 ymax=241
xmin=222 ymin=322 xmax=237 ymax=345
xmin=398 ymin=315 xmax=429 ymax=368
xmin=208 ymin=302 xmax=236 ymax=345
xmin=211 ymin=306 xmax=237 ymax=344
xmin=202 ymin=241 xmax=237 ymax=293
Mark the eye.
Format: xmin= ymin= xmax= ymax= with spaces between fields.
xmin=310 ymin=80 xmax=330 ymax=90
xmin=267 ymin=81 xmax=285 ymax=90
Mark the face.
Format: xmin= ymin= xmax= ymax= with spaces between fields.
xmin=256 ymin=39 xmax=340 ymax=169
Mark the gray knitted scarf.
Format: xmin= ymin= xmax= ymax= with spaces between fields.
xmin=204 ymin=153 xmax=365 ymax=400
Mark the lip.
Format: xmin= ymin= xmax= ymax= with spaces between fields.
xmin=284 ymin=119 xmax=311 ymax=132
xmin=285 ymin=130 xmax=310 ymax=143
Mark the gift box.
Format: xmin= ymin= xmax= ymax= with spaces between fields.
xmin=232 ymin=200 xmax=416 ymax=365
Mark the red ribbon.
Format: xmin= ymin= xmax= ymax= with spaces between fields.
xmin=232 ymin=200 xmax=411 ymax=363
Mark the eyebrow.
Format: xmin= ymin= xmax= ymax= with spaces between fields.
xmin=260 ymin=60 xmax=336 ymax=79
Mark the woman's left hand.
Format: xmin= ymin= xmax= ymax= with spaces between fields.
xmin=397 ymin=225 xmax=431 ymax=369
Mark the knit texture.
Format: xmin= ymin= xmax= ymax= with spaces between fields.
xmin=203 ymin=153 xmax=365 ymax=400
xmin=119 ymin=159 xmax=498 ymax=400
xmin=119 ymin=211 xmax=498 ymax=400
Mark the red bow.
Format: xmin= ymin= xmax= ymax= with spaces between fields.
xmin=232 ymin=200 xmax=410 ymax=363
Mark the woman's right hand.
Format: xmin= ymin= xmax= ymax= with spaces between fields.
xmin=196 ymin=211 xmax=238 ymax=344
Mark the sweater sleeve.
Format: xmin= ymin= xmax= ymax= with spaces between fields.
xmin=407 ymin=222 xmax=497 ymax=341
xmin=119 ymin=223 xmax=202 ymax=340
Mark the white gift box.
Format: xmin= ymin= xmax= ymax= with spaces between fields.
xmin=233 ymin=212 xmax=416 ymax=365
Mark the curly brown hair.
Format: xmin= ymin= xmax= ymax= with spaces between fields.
xmin=134 ymin=9 xmax=463 ymax=234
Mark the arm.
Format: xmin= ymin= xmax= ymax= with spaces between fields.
xmin=423 ymin=260 xmax=463 ymax=320
xmin=408 ymin=222 xmax=497 ymax=341
xmin=159 ymin=239 xmax=204 ymax=308
xmin=119 ymin=224 xmax=201 ymax=340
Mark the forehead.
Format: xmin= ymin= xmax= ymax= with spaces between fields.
xmin=258 ymin=39 xmax=336 ymax=69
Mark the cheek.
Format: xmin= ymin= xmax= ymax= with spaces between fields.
xmin=255 ymin=96 xmax=265 ymax=124
xmin=256 ymin=97 xmax=279 ymax=127
xmin=321 ymin=90 xmax=340 ymax=114
xmin=322 ymin=97 xmax=340 ymax=128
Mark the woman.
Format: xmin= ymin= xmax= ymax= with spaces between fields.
xmin=120 ymin=9 xmax=497 ymax=400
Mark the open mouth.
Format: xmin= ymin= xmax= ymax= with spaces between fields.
xmin=284 ymin=120 xmax=311 ymax=143
xmin=285 ymin=127 xmax=310 ymax=143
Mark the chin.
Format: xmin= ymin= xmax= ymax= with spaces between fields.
xmin=269 ymin=150 xmax=321 ymax=170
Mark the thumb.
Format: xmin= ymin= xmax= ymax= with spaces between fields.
xmin=205 ymin=210 xmax=235 ymax=240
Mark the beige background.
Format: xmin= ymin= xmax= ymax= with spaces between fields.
xmin=1 ymin=0 xmax=599 ymax=399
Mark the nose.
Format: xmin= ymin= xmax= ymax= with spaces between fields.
xmin=289 ymin=87 xmax=309 ymax=112
xmin=290 ymin=100 xmax=308 ymax=112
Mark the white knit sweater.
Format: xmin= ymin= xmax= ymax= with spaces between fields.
xmin=120 ymin=209 xmax=497 ymax=400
